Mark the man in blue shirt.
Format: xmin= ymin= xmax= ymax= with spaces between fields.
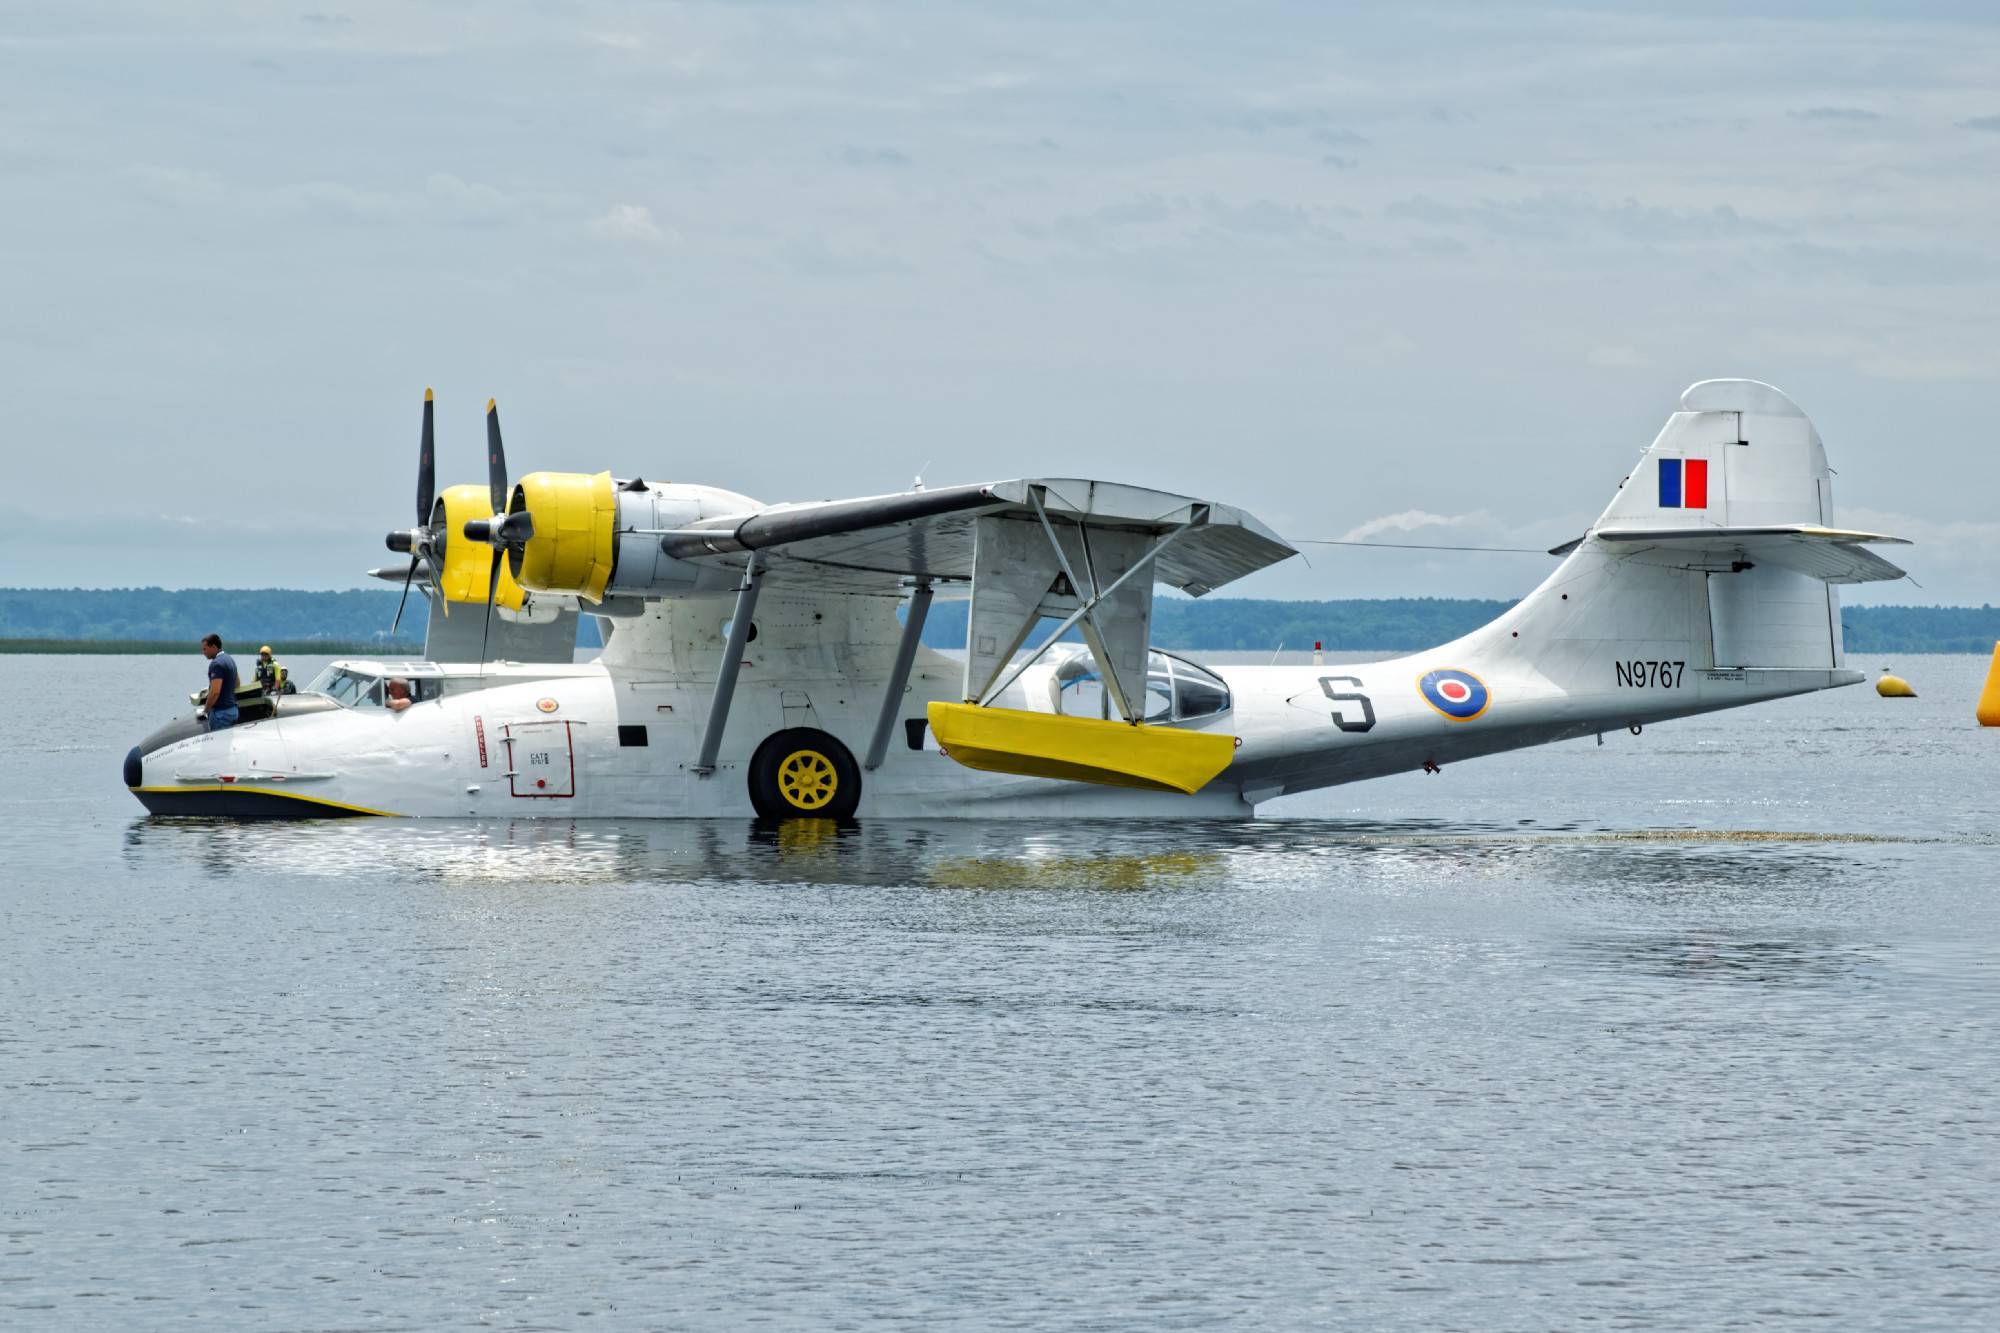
xmin=201 ymin=633 xmax=240 ymax=731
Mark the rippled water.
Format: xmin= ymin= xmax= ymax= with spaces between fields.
xmin=4 ymin=653 xmax=1997 ymax=1329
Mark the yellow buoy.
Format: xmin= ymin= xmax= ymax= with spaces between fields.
xmin=1876 ymin=670 xmax=1916 ymax=698
xmin=1978 ymin=642 xmax=2000 ymax=727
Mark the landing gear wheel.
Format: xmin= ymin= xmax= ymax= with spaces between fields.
xmin=748 ymin=728 xmax=861 ymax=819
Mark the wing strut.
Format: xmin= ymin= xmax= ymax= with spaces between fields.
xmin=974 ymin=514 xmax=1199 ymax=711
xmin=1026 ymin=490 xmax=1138 ymax=725
xmin=863 ymin=581 xmax=933 ymax=772
xmin=691 ymin=553 xmax=764 ymax=777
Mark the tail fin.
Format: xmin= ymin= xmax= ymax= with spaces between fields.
xmin=1470 ymin=380 xmax=1907 ymax=679
xmin=1596 ymin=377 xmax=1831 ymax=533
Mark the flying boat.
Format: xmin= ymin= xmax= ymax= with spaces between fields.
xmin=125 ymin=379 xmax=1909 ymax=820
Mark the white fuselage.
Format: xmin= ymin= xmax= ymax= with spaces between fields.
xmin=129 ymin=590 xmax=1854 ymax=820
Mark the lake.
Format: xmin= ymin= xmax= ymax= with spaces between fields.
xmin=3 ymin=651 xmax=1996 ymax=1329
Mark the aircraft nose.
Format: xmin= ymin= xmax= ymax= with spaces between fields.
xmin=124 ymin=745 xmax=143 ymax=789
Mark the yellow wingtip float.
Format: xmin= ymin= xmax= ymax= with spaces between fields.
xmin=926 ymin=703 xmax=1236 ymax=795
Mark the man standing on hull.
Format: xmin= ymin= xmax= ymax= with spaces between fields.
xmin=201 ymin=633 xmax=239 ymax=732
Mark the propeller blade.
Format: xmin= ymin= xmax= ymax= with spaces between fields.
xmin=485 ymin=398 xmax=508 ymax=517
xmin=390 ymin=556 xmax=418 ymax=637
xmin=418 ymin=388 xmax=436 ymax=528
xmin=478 ymin=544 xmax=500 ymax=660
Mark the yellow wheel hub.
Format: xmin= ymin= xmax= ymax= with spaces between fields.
xmin=776 ymin=749 xmax=838 ymax=811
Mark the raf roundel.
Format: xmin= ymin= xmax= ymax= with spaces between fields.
xmin=1417 ymin=668 xmax=1491 ymax=721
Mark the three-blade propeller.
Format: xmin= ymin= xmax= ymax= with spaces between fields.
xmin=382 ymin=392 xmax=536 ymax=660
xmin=460 ymin=400 xmax=537 ymax=663
xmin=384 ymin=389 xmax=445 ymax=638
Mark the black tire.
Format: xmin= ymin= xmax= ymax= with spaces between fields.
xmin=747 ymin=728 xmax=862 ymax=819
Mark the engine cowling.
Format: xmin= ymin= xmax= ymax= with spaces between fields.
xmin=508 ymin=470 xmax=618 ymax=602
xmin=436 ymin=483 xmax=527 ymax=611
xmin=506 ymin=474 xmax=751 ymax=602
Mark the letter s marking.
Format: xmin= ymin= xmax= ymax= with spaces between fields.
xmin=1319 ymin=676 xmax=1376 ymax=733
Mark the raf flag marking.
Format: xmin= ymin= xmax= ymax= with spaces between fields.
xmin=1658 ymin=457 xmax=1708 ymax=509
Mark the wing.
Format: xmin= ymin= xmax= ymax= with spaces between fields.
xmin=657 ymin=477 xmax=1297 ymax=597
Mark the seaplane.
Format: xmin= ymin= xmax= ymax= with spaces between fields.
xmin=125 ymin=379 xmax=1909 ymax=820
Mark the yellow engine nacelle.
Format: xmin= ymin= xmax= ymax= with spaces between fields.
xmin=436 ymin=483 xmax=527 ymax=611
xmin=509 ymin=470 xmax=617 ymax=603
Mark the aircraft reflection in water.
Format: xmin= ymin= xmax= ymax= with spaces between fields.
xmin=126 ymin=380 xmax=1908 ymax=821
xmin=121 ymin=816 xmax=1231 ymax=891
xmin=120 ymin=813 xmax=1903 ymax=901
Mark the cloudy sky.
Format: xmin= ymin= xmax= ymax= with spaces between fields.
xmin=3 ymin=1 xmax=1996 ymax=604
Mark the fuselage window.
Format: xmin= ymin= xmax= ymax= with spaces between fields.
xmin=1054 ymin=659 xmax=1111 ymax=720
xmin=1166 ymin=654 xmax=1231 ymax=719
xmin=1051 ymin=649 xmax=1231 ymax=723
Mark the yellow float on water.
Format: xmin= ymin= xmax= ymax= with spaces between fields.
xmin=927 ymin=702 xmax=1236 ymax=794
xmin=1978 ymin=642 xmax=2000 ymax=727
xmin=1876 ymin=671 xmax=1917 ymax=698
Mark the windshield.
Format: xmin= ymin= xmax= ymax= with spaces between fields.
xmin=304 ymin=665 xmax=378 ymax=708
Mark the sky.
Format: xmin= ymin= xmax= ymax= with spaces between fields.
xmin=1 ymin=1 xmax=1995 ymax=604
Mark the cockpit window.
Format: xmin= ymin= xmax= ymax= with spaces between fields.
xmin=1051 ymin=649 xmax=1231 ymax=722
xmin=306 ymin=665 xmax=377 ymax=708
xmin=305 ymin=665 xmax=455 ymax=708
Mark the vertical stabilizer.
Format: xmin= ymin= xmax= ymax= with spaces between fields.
xmin=1594 ymin=378 xmax=1831 ymax=534
xmin=1460 ymin=380 xmax=1867 ymax=680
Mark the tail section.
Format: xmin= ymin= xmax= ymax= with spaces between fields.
xmin=1233 ymin=379 xmax=1913 ymax=800
xmin=1464 ymin=380 xmax=1907 ymax=688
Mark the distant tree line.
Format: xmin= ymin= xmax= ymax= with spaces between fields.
xmin=1 ymin=588 xmax=1994 ymax=654
xmin=1838 ymin=604 xmax=2000 ymax=655
xmin=913 ymin=597 xmax=1521 ymax=652
xmin=0 ymin=587 xmax=432 ymax=649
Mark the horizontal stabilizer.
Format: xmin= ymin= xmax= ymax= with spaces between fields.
xmin=1595 ymin=524 xmax=1909 ymax=584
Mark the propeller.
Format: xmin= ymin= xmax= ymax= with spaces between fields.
xmin=385 ymin=388 xmax=444 ymax=638
xmin=460 ymin=399 xmax=536 ymax=663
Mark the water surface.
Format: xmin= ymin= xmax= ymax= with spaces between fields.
xmin=3 ymin=653 xmax=1996 ymax=1329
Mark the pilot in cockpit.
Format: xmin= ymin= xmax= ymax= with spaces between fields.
xmin=385 ymin=679 xmax=413 ymax=712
